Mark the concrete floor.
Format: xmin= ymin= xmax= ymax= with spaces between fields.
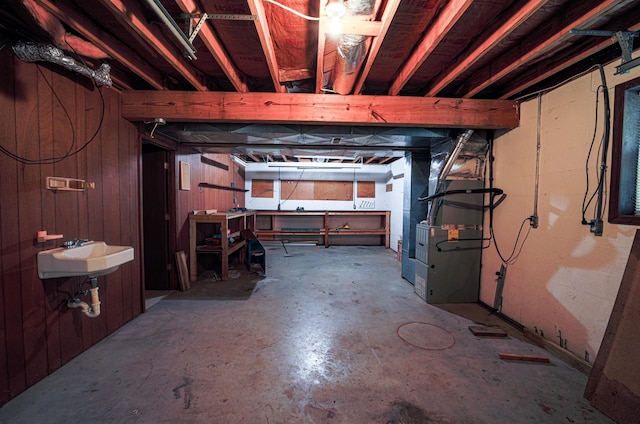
xmin=0 ymin=244 xmax=613 ymax=423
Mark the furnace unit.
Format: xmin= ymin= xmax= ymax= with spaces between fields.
xmin=414 ymin=131 xmax=488 ymax=304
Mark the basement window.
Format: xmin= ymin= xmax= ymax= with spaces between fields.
xmin=609 ymin=75 xmax=640 ymax=225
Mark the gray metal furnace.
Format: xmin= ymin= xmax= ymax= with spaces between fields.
xmin=414 ymin=131 xmax=487 ymax=304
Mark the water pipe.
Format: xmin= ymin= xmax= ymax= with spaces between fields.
xmin=67 ymin=281 xmax=101 ymax=318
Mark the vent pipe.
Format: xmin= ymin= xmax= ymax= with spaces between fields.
xmin=330 ymin=0 xmax=374 ymax=95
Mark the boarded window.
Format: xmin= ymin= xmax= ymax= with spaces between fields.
xmin=252 ymin=179 xmax=274 ymax=198
xmin=357 ymin=181 xmax=375 ymax=198
xmin=281 ymin=180 xmax=353 ymax=201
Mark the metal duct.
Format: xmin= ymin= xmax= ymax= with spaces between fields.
xmin=330 ymin=0 xmax=374 ymax=95
xmin=12 ymin=42 xmax=112 ymax=87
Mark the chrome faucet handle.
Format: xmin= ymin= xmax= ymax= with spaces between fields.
xmin=63 ymin=240 xmax=76 ymax=249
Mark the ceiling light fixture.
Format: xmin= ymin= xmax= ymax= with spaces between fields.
xmin=326 ymin=0 xmax=346 ymax=35
xmin=230 ymin=155 xmax=247 ymax=167
xmin=267 ymin=161 xmax=362 ymax=169
xmin=262 ymin=0 xmax=345 ymax=35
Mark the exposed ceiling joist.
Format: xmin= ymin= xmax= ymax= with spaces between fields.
xmin=97 ymin=0 xmax=207 ymax=91
xmin=462 ymin=0 xmax=626 ymax=98
xmin=175 ymin=0 xmax=248 ymax=92
xmin=499 ymin=21 xmax=640 ymax=100
xmin=247 ymin=0 xmax=284 ymax=92
xmin=388 ymin=0 xmax=474 ymax=96
xmin=425 ymin=0 xmax=548 ymax=97
xmin=122 ymin=91 xmax=519 ymax=128
xmin=353 ymin=0 xmax=401 ymax=95
xmin=37 ymin=0 xmax=165 ymax=90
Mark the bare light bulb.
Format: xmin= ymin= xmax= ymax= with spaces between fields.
xmin=326 ymin=0 xmax=345 ymax=18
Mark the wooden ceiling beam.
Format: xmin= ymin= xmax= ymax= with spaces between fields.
xmin=499 ymin=21 xmax=640 ymax=100
xmin=353 ymin=0 xmax=401 ymax=95
xmin=37 ymin=0 xmax=165 ymax=90
xmin=97 ymin=0 xmax=207 ymax=91
xmin=425 ymin=0 xmax=547 ymax=97
xmin=248 ymin=0 xmax=285 ymax=93
xmin=175 ymin=0 xmax=248 ymax=92
xmin=388 ymin=0 xmax=474 ymax=96
xmin=121 ymin=91 xmax=519 ymax=129
xmin=462 ymin=0 xmax=625 ymax=98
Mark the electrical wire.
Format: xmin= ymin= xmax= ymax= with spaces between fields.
xmin=279 ymin=168 xmax=305 ymax=206
xmin=263 ymin=0 xmax=322 ymax=20
xmin=0 ymin=38 xmax=105 ymax=164
xmin=580 ymin=65 xmax=611 ymax=233
xmin=514 ymin=64 xmax=601 ymax=102
xmin=581 ymin=85 xmax=603 ymax=223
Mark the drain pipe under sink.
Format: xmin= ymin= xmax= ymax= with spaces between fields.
xmin=68 ymin=278 xmax=101 ymax=318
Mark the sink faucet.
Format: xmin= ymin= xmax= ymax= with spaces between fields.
xmin=63 ymin=239 xmax=90 ymax=249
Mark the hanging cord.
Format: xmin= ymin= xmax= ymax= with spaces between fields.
xmin=580 ymin=64 xmax=610 ymax=236
xmin=0 ymin=37 xmax=105 ymax=164
xmin=531 ymin=93 xmax=542 ymax=228
xmin=581 ymin=85 xmax=603 ymax=223
xmin=279 ymin=168 xmax=305 ymax=208
xmin=353 ymin=167 xmax=357 ymax=209
xmin=487 ymin=130 xmax=533 ymax=265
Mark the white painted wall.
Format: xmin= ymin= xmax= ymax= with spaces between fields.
xmin=245 ymin=163 xmax=392 ymax=211
xmin=245 ymin=161 xmax=407 ymax=252
xmin=384 ymin=159 xmax=406 ymax=253
xmin=480 ymin=62 xmax=640 ymax=361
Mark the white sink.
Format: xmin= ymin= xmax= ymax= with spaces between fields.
xmin=37 ymin=241 xmax=134 ymax=279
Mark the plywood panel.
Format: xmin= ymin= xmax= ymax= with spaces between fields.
xmin=281 ymin=180 xmax=314 ymax=200
xmin=252 ymin=179 xmax=274 ymax=198
xmin=357 ymin=181 xmax=375 ymax=198
xmin=585 ymin=229 xmax=640 ymax=422
xmin=315 ymin=181 xmax=352 ymax=201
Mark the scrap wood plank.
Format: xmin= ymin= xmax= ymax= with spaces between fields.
xmin=499 ymin=353 xmax=550 ymax=363
xmin=469 ymin=325 xmax=508 ymax=337
xmin=176 ymin=251 xmax=190 ymax=292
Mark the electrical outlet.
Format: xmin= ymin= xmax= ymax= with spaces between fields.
xmin=589 ymin=219 xmax=603 ymax=236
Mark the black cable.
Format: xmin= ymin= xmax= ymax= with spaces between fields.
xmin=486 ymin=130 xmax=532 ymax=265
xmin=581 ymin=84 xmax=603 ymax=224
xmin=280 ymin=168 xmax=305 ymax=206
xmin=0 ymin=45 xmax=105 ymax=164
xmin=418 ymin=187 xmax=504 ymax=202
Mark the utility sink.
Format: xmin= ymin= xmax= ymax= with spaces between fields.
xmin=37 ymin=241 xmax=134 ymax=279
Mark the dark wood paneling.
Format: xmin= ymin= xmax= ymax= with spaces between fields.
xmin=0 ymin=51 xmax=25 ymax=403
xmin=0 ymin=49 xmax=142 ymax=406
xmin=15 ymin=54 xmax=48 ymax=388
xmin=175 ymin=148 xmax=244 ymax=254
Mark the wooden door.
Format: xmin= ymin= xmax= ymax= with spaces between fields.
xmin=142 ymin=143 xmax=171 ymax=290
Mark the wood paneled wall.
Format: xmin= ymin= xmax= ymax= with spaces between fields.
xmin=175 ymin=149 xmax=246 ymax=255
xmin=0 ymin=50 xmax=142 ymax=405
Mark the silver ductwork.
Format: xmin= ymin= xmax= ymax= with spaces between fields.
xmin=330 ymin=0 xmax=374 ymax=95
xmin=12 ymin=42 xmax=112 ymax=87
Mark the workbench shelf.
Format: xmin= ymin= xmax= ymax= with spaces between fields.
xmin=189 ymin=210 xmax=255 ymax=281
xmin=255 ymin=210 xmax=390 ymax=248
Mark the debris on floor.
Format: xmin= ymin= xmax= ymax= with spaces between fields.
xmin=499 ymin=353 xmax=550 ymax=363
xmin=469 ymin=325 xmax=509 ymax=338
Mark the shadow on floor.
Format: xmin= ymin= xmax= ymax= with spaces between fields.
xmin=167 ymin=265 xmax=265 ymax=301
